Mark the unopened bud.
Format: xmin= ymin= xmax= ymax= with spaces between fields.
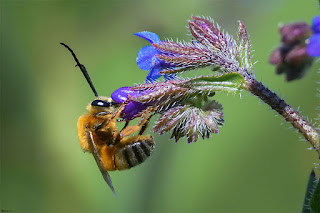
xmin=279 ymin=22 xmax=311 ymax=45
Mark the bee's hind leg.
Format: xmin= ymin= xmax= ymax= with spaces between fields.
xmin=120 ymin=121 xmax=130 ymax=132
xmin=138 ymin=110 xmax=156 ymax=135
xmin=119 ymin=107 xmax=156 ymax=137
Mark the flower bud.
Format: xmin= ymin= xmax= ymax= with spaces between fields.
xmin=269 ymin=20 xmax=316 ymax=81
xmin=279 ymin=22 xmax=311 ymax=45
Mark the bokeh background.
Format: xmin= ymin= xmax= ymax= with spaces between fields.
xmin=1 ymin=0 xmax=319 ymax=212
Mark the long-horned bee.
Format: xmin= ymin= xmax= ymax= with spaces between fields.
xmin=61 ymin=43 xmax=155 ymax=197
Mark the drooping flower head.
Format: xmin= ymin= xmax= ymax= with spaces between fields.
xmin=110 ymin=17 xmax=256 ymax=142
xmin=134 ymin=31 xmax=176 ymax=82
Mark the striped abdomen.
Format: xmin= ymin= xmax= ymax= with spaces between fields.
xmin=114 ymin=136 xmax=155 ymax=170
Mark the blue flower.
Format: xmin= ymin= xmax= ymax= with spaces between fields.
xmin=111 ymin=86 xmax=151 ymax=120
xmin=111 ymin=86 xmax=142 ymax=103
xmin=307 ymin=15 xmax=320 ymax=57
xmin=134 ymin=31 xmax=176 ymax=82
xmin=311 ymin=15 xmax=320 ymax=34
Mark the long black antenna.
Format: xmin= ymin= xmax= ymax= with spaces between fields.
xmin=60 ymin=42 xmax=99 ymax=97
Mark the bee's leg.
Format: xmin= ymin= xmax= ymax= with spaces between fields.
xmin=110 ymin=101 xmax=127 ymax=121
xmin=94 ymin=101 xmax=127 ymax=133
xmin=120 ymin=121 xmax=130 ymax=132
xmin=138 ymin=111 xmax=156 ymax=135
xmin=119 ymin=107 xmax=155 ymax=137
xmin=113 ymin=120 xmax=130 ymax=144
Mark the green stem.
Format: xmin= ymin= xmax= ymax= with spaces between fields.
xmin=241 ymin=71 xmax=320 ymax=157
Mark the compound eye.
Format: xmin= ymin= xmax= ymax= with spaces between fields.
xmin=91 ymin=100 xmax=111 ymax=107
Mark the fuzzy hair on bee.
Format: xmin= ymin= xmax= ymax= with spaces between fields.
xmin=77 ymin=97 xmax=155 ymax=171
xmin=61 ymin=43 xmax=155 ymax=197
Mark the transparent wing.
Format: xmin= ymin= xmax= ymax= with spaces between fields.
xmin=88 ymin=131 xmax=117 ymax=197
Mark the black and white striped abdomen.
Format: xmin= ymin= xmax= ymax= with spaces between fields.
xmin=114 ymin=136 xmax=155 ymax=170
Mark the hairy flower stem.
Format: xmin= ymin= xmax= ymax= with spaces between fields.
xmin=240 ymin=71 xmax=320 ymax=157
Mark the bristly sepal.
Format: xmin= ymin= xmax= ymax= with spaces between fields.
xmin=154 ymin=16 xmax=255 ymax=76
xmin=129 ymin=72 xmax=244 ymax=111
xmin=130 ymin=80 xmax=198 ymax=108
xmin=188 ymin=16 xmax=238 ymax=58
xmin=236 ymin=21 xmax=253 ymax=72
xmin=154 ymin=40 xmax=220 ymax=74
xmin=152 ymin=99 xmax=224 ymax=143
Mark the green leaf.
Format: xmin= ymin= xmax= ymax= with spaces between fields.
xmin=172 ymin=72 xmax=245 ymax=94
xmin=310 ymin=176 xmax=320 ymax=213
xmin=302 ymin=169 xmax=320 ymax=213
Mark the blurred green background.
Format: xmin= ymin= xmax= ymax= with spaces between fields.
xmin=1 ymin=0 xmax=319 ymax=212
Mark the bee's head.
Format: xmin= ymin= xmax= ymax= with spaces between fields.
xmin=60 ymin=43 xmax=121 ymax=114
xmin=87 ymin=97 xmax=119 ymax=113
xmin=91 ymin=99 xmax=113 ymax=108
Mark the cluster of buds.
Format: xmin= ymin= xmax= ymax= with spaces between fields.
xmin=269 ymin=16 xmax=320 ymax=81
xmin=111 ymin=16 xmax=254 ymax=143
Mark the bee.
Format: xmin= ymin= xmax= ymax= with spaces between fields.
xmin=61 ymin=43 xmax=155 ymax=197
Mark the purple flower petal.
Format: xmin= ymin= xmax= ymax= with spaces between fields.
xmin=307 ymin=34 xmax=320 ymax=57
xmin=134 ymin=31 xmax=161 ymax=44
xmin=111 ymin=87 xmax=141 ymax=103
xmin=111 ymin=86 xmax=155 ymax=120
xmin=122 ymin=101 xmax=149 ymax=120
xmin=136 ymin=46 xmax=159 ymax=70
xmin=312 ymin=15 xmax=320 ymax=34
